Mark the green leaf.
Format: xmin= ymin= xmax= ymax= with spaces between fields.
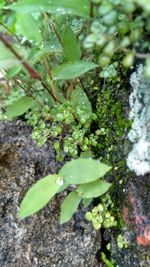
xmin=7 ymin=65 xmax=23 ymax=79
xmin=56 ymin=182 xmax=69 ymax=193
xmin=52 ymin=61 xmax=97 ymax=80
xmin=0 ymin=42 xmax=19 ymax=70
xmin=30 ymin=46 xmax=63 ymax=64
xmin=80 ymin=150 xmax=93 ymax=159
xmin=5 ymin=0 xmax=90 ymax=18
xmin=0 ymin=0 xmax=4 ymax=9
xmin=82 ymin=198 xmax=92 ymax=208
xmin=5 ymin=96 xmax=34 ymax=119
xmin=59 ymin=158 xmax=111 ymax=185
xmin=60 ymin=191 xmax=81 ymax=224
xmin=62 ymin=26 xmax=81 ymax=62
xmin=76 ymin=180 xmax=111 ymax=198
xmin=18 ymin=174 xmax=61 ymax=218
xmin=71 ymin=86 xmax=92 ymax=114
xmin=15 ymin=13 xmax=42 ymax=43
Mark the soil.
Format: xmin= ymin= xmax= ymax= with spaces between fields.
xmin=0 ymin=120 xmax=100 ymax=267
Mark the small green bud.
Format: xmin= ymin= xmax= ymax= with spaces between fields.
xmin=103 ymin=219 xmax=110 ymax=228
xmin=93 ymin=222 xmax=101 ymax=230
xmin=105 ymin=212 xmax=111 ymax=219
xmin=97 ymin=215 xmax=103 ymax=223
xmin=92 ymin=218 xmax=98 ymax=225
xmin=92 ymin=211 xmax=98 ymax=218
xmin=85 ymin=212 xmax=92 ymax=222
xmin=92 ymin=207 xmax=99 ymax=213
xmin=97 ymin=204 xmax=104 ymax=212
xmin=54 ymin=142 xmax=60 ymax=151
xmin=122 ymin=51 xmax=135 ymax=67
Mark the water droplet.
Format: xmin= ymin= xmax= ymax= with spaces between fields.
xmin=56 ymin=177 xmax=64 ymax=186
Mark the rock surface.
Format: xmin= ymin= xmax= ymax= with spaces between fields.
xmin=0 ymin=121 xmax=100 ymax=267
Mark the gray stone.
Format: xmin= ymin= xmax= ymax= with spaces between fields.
xmin=0 ymin=121 xmax=100 ymax=267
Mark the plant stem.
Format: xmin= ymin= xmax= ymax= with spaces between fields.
xmin=0 ymin=33 xmax=60 ymax=102
xmin=14 ymin=79 xmax=44 ymax=108
xmin=0 ymin=33 xmax=41 ymax=79
xmin=43 ymin=58 xmax=59 ymax=101
xmin=0 ymin=23 xmax=20 ymax=42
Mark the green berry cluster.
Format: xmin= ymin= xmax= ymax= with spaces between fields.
xmin=85 ymin=194 xmax=117 ymax=230
xmin=84 ymin=0 xmax=150 ymax=69
xmin=26 ymin=101 xmax=98 ymax=160
xmin=117 ymin=234 xmax=128 ymax=249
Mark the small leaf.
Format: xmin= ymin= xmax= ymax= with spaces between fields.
xmin=52 ymin=61 xmax=97 ymax=80
xmin=5 ymin=96 xmax=34 ymax=118
xmin=62 ymin=26 xmax=81 ymax=61
xmin=59 ymin=158 xmax=111 ymax=184
xmin=60 ymin=191 xmax=81 ymax=224
xmin=71 ymin=86 xmax=92 ymax=114
xmin=18 ymin=174 xmax=61 ymax=218
xmin=82 ymin=198 xmax=92 ymax=208
xmin=76 ymin=180 xmax=111 ymax=198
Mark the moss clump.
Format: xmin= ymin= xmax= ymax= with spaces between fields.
xmin=95 ymin=84 xmax=130 ymax=165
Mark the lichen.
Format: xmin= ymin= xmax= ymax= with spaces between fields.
xmin=127 ymin=65 xmax=150 ymax=176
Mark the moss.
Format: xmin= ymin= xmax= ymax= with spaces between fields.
xmin=95 ymin=83 xmax=130 ymax=166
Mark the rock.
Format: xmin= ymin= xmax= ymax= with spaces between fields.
xmin=0 ymin=121 xmax=100 ymax=267
xmin=127 ymin=64 xmax=150 ymax=176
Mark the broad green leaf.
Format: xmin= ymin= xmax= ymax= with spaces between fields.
xmin=71 ymin=86 xmax=92 ymax=114
xmin=5 ymin=0 xmax=90 ymax=18
xmin=15 ymin=13 xmax=42 ymax=43
xmin=0 ymin=42 xmax=19 ymax=69
xmin=60 ymin=191 xmax=81 ymax=224
xmin=80 ymin=150 xmax=93 ymax=159
xmin=57 ymin=182 xmax=69 ymax=193
xmin=59 ymin=158 xmax=111 ymax=185
xmin=5 ymin=96 xmax=34 ymax=118
xmin=18 ymin=174 xmax=61 ymax=218
xmin=52 ymin=61 xmax=97 ymax=80
xmin=76 ymin=180 xmax=111 ymax=198
xmin=62 ymin=26 xmax=81 ymax=61
xmin=82 ymin=198 xmax=92 ymax=208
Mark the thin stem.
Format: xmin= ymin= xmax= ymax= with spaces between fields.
xmin=49 ymin=18 xmax=63 ymax=46
xmin=0 ymin=22 xmax=20 ymax=42
xmin=14 ymin=79 xmax=44 ymax=108
xmin=43 ymin=58 xmax=60 ymax=102
xmin=44 ymin=13 xmax=63 ymax=46
xmin=66 ymin=79 xmax=78 ymax=99
xmin=90 ymin=2 xmax=94 ymax=17
xmin=0 ymin=33 xmax=41 ymax=79
xmin=0 ymin=33 xmax=60 ymax=102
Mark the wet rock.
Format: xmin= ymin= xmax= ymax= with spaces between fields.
xmin=0 ymin=120 xmax=100 ymax=267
